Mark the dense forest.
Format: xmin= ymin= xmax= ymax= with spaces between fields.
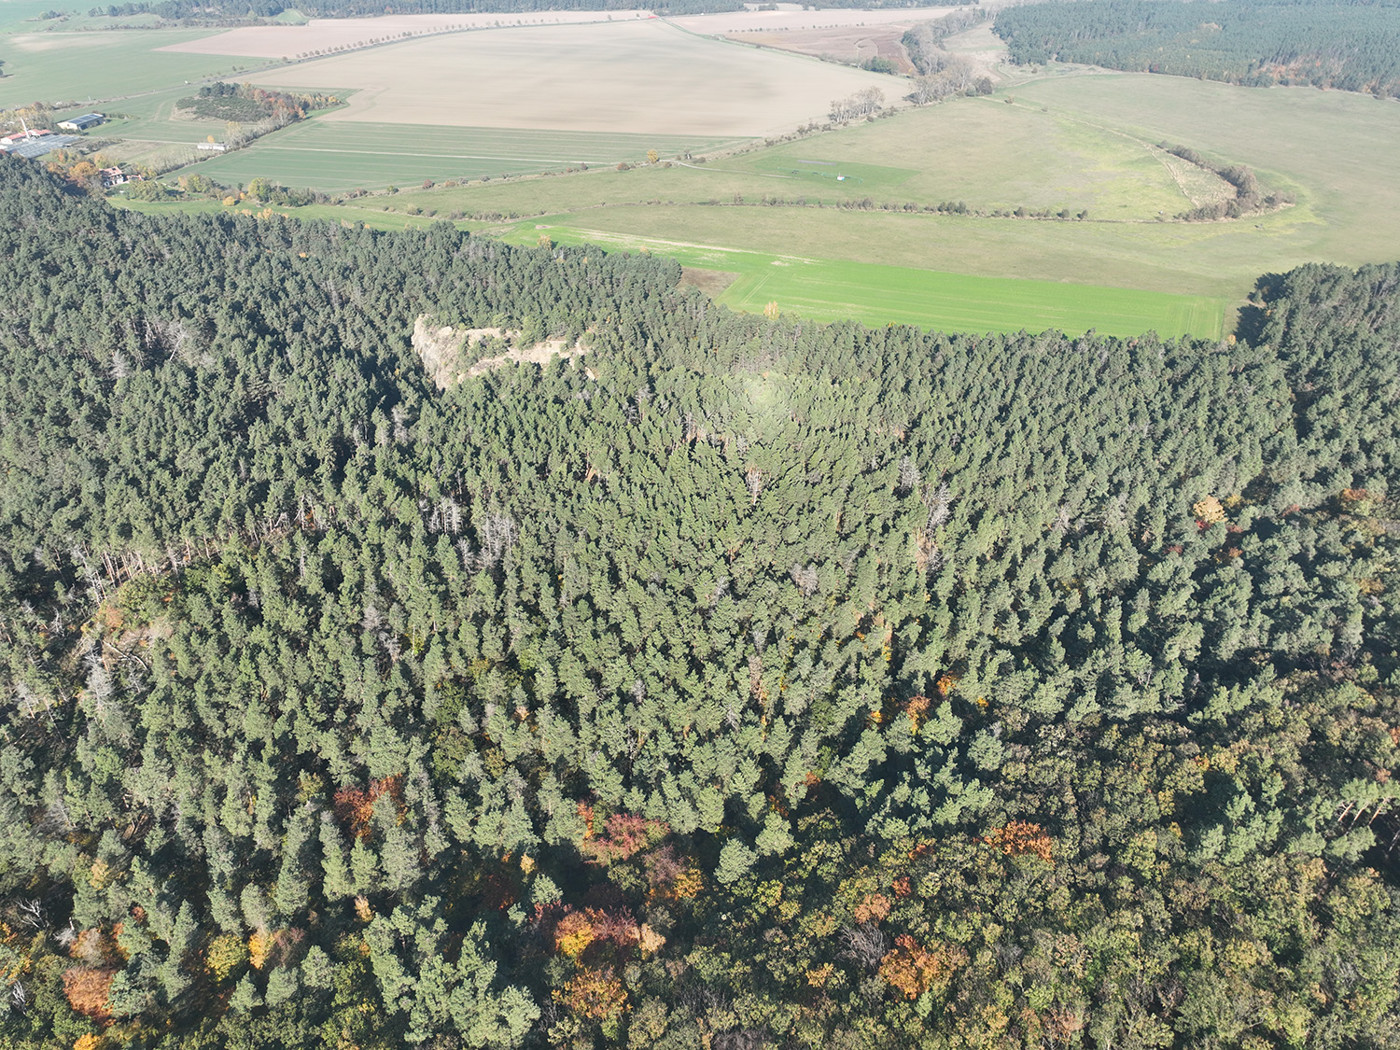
xmin=994 ymin=0 xmax=1400 ymax=96
xmin=2 ymin=156 xmax=1400 ymax=1049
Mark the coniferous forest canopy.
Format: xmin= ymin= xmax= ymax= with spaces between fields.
xmin=2 ymin=156 xmax=1400 ymax=1048
xmin=994 ymin=0 xmax=1400 ymax=96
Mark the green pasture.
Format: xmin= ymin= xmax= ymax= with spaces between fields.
xmin=728 ymin=102 xmax=1198 ymax=219
xmin=94 ymin=85 xmax=257 ymax=143
xmin=176 ymin=119 xmax=744 ymax=192
xmin=1009 ymin=72 xmax=1400 ymax=268
xmin=503 ymin=221 xmax=1226 ymax=338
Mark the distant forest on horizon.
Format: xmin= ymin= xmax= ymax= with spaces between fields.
xmin=996 ymin=0 xmax=1400 ymax=96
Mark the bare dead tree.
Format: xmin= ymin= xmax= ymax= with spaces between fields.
xmin=478 ymin=512 xmax=518 ymax=568
xmin=897 ymin=454 xmax=922 ymax=494
xmin=745 ymin=466 xmax=764 ymax=506
xmin=840 ymin=923 xmax=889 ymax=970
xmin=16 ymin=899 xmax=46 ymax=929
xmin=789 ymin=563 xmax=820 ymax=596
xmin=924 ymin=482 xmax=953 ymax=529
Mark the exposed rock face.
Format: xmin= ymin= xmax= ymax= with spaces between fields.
xmin=412 ymin=316 xmax=585 ymax=389
xmin=411 ymin=316 xmax=473 ymax=390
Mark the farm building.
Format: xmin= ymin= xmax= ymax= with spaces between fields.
xmin=0 ymin=130 xmax=48 ymax=145
xmin=57 ymin=113 xmax=105 ymax=132
xmin=0 ymin=134 xmax=80 ymax=159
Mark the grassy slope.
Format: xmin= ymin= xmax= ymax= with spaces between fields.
xmin=1010 ymin=72 xmax=1400 ymax=272
xmin=377 ymin=96 xmax=1209 ymax=223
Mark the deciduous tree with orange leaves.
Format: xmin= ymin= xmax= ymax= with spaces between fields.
xmin=878 ymin=935 xmax=965 ymax=1000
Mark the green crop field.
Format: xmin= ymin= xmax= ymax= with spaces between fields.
xmin=501 ymin=221 xmax=1227 ymax=337
xmin=185 ymin=120 xmax=742 ymax=192
xmin=718 ymin=258 xmax=1225 ymax=338
xmin=0 ymin=27 xmax=246 ymax=106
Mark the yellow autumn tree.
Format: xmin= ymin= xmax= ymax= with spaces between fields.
xmin=1193 ymin=495 xmax=1226 ymax=524
xmin=206 ymin=933 xmax=247 ymax=982
xmin=553 ymin=911 xmax=595 ymax=960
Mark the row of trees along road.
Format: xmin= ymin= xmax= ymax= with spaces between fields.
xmin=1 ymin=156 xmax=1399 ymax=1047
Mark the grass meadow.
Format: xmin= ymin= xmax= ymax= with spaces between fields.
xmin=726 ymin=100 xmax=1204 ymax=218
xmin=381 ymin=85 xmax=1245 ymax=223
xmin=1009 ymin=72 xmax=1400 ymax=270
